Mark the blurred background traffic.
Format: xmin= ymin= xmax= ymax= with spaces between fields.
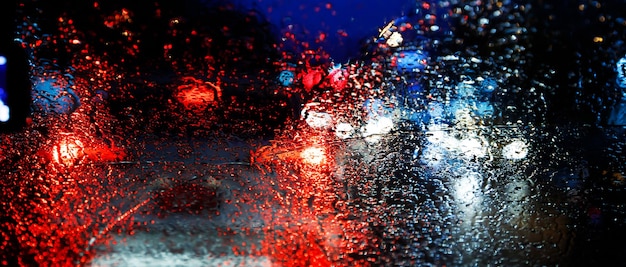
xmin=1 ymin=0 xmax=626 ymax=266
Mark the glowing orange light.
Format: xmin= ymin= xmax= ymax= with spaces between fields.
xmin=593 ymin=36 xmax=604 ymax=43
xmin=175 ymin=77 xmax=222 ymax=111
xmin=300 ymin=146 xmax=326 ymax=165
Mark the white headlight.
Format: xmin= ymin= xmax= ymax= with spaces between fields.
xmin=305 ymin=111 xmax=333 ymax=129
xmin=335 ymin=122 xmax=354 ymax=139
xmin=502 ymin=140 xmax=529 ymax=160
xmin=362 ymin=116 xmax=393 ymax=143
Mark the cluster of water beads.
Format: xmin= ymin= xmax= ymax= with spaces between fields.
xmin=3 ymin=0 xmax=626 ymax=266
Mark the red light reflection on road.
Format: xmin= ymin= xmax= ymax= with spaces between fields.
xmin=249 ymin=130 xmax=374 ymax=266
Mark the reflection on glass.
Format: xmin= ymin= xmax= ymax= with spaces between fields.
xmin=1 ymin=0 xmax=625 ymax=266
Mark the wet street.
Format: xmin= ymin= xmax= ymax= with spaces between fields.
xmin=83 ymin=124 xmax=626 ymax=266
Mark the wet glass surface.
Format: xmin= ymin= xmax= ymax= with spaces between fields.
xmin=1 ymin=0 xmax=626 ymax=266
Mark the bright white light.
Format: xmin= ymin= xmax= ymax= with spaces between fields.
xmin=420 ymin=146 xmax=446 ymax=169
xmin=425 ymin=127 xmax=486 ymax=159
xmin=300 ymin=147 xmax=326 ymax=165
xmin=304 ymin=111 xmax=333 ymax=129
xmin=502 ymin=140 xmax=529 ymax=160
xmin=457 ymin=137 xmax=486 ymax=159
xmin=362 ymin=116 xmax=393 ymax=143
xmin=453 ymin=172 xmax=481 ymax=205
xmin=425 ymin=125 xmax=447 ymax=144
xmin=0 ymin=100 xmax=9 ymax=122
xmin=453 ymin=107 xmax=475 ymax=126
xmin=0 ymin=56 xmax=6 ymax=65
xmin=386 ymin=32 xmax=403 ymax=48
xmin=91 ymin=254 xmax=272 ymax=267
xmin=335 ymin=122 xmax=354 ymax=139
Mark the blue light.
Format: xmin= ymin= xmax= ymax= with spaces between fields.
xmin=0 ymin=99 xmax=8 ymax=122
xmin=32 ymin=79 xmax=81 ymax=115
xmin=396 ymin=50 xmax=428 ymax=74
xmin=0 ymin=56 xmax=7 ymax=122
xmin=607 ymin=55 xmax=626 ymax=125
xmin=277 ymin=70 xmax=294 ymax=87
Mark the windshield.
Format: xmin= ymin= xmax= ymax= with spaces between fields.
xmin=1 ymin=0 xmax=625 ymax=266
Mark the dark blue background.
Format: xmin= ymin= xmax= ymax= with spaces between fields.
xmin=238 ymin=0 xmax=412 ymax=61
